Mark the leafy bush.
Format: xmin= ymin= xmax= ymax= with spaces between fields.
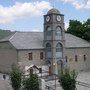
xmin=23 ymin=74 xmax=39 ymax=90
xmin=59 ymin=69 xmax=77 ymax=90
xmin=10 ymin=65 xmax=22 ymax=90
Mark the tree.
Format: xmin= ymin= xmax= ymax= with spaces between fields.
xmin=23 ymin=73 xmax=39 ymax=90
xmin=66 ymin=20 xmax=83 ymax=37
xmin=66 ymin=19 xmax=90 ymax=41
xmin=10 ymin=65 xmax=22 ymax=90
xmin=84 ymin=19 xmax=90 ymax=25
xmin=59 ymin=69 xmax=77 ymax=90
xmin=0 ymin=29 xmax=14 ymax=39
xmin=83 ymin=19 xmax=90 ymax=41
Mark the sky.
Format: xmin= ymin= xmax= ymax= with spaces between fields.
xmin=0 ymin=0 xmax=90 ymax=32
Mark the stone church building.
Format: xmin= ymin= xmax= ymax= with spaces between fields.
xmin=0 ymin=8 xmax=90 ymax=74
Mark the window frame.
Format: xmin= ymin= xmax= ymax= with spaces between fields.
xmin=40 ymin=52 xmax=43 ymax=59
xmin=56 ymin=43 xmax=62 ymax=52
xmin=56 ymin=26 xmax=62 ymax=36
xmin=46 ymin=43 xmax=51 ymax=52
xmin=75 ymin=55 xmax=78 ymax=62
xmin=28 ymin=53 xmax=32 ymax=60
xmin=46 ymin=26 xmax=51 ymax=36
xmin=65 ymin=56 xmax=68 ymax=62
xmin=84 ymin=55 xmax=86 ymax=61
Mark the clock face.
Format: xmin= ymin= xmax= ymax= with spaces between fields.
xmin=56 ymin=15 xmax=61 ymax=21
xmin=46 ymin=16 xmax=50 ymax=22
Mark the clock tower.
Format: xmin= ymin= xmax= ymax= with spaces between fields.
xmin=44 ymin=8 xmax=65 ymax=75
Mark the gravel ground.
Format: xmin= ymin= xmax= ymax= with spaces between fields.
xmin=0 ymin=73 xmax=12 ymax=90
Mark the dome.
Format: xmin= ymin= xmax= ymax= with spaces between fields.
xmin=47 ymin=8 xmax=60 ymax=14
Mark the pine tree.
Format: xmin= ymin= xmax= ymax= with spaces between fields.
xmin=23 ymin=73 xmax=39 ymax=90
xmin=59 ymin=69 xmax=77 ymax=90
xmin=10 ymin=65 xmax=22 ymax=90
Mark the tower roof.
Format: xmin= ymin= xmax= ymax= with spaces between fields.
xmin=47 ymin=8 xmax=60 ymax=14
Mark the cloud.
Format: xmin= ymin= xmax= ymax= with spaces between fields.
xmin=60 ymin=0 xmax=90 ymax=9
xmin=31 ymin=28 xmax=41 ymax=32
xmin=65 ymin=22 xmax=69 ymax=30
xmin=0 ymin=1 xmax=52 ymax=24
xmin=84 ymin=0 xmax=90 ymax=9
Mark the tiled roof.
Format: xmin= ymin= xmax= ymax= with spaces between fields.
xmin=10 ymin=32 xmax=44 ymax=49
xmin=0 ymin=32 xmax=90 ymax=49
xmin=65 ymin=34 xmax=90 ymax=48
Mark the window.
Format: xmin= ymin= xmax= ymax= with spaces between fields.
xmin=84 ymin=55 xmax=86 ymax=61
xmin=56 ymin=26 xmax=62 ymax=36
xmin=75 ymin=55 xmax=78 ymax=62
xmin=46 ymin=26 xmax=51 ymax=36
xmin=46 ymin=43 xmax=52 ymax=58
xmin=46 ymin=43 xmax=51 ymax=52
xmin=56 ymin=43 xmax=63 ymax=58
xmin=28 ymin=53 xmax=32 ymax=60
xmin=40 ymin=52 xmax=43 ymax=59
xmin=65 ymin=56 xmax=68 ymax=62
xmin=56 ymin=43 xmax=62 ymax=52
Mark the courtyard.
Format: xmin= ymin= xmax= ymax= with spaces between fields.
xmin=0 ymin=71 xmax=90 ymax=90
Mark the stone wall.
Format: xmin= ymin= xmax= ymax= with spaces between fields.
xmin=18 ymin=49 xmax=45 ymax=68
xmin=65 ymin=47 xmax=90 ymax=72
xmin=0 ymin=41 xmax=17 ymax=73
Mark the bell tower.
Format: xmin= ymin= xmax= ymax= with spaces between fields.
xmin=44 ymin=8 xmax=65 ymax=75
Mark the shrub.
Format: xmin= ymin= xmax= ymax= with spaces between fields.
xmin=10 ymin=65 xmax=22 ymax=90
xmin=59 ymin=69 xmax=77 ymax=90
xmin=23 ymin=73 xmax=39 ymax=90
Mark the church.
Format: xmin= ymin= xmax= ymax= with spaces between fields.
xmin=0 ymin=8 xmax=90 ymax=74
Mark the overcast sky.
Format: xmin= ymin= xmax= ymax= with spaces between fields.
xmin=0 ymin=0 xmax=90 ymax=31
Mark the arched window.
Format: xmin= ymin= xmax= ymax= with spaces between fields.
xmin=56 ymin=43 xmax=63 ymax=59
xmin=56 ymin=26 xmax=62 ymax=36
xmin=46 ymin=26 xmax=51 ymax=36
xmin=56 ymin=43 xmax=62 ymax=52
xmin=46 ymin=43 xmax=51 ymax=52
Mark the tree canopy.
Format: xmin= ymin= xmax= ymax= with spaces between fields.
xmin=0 ymin=29 xmax=14 ymax=39
xmin=66 ymin=19 xmax=90 ymax=41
